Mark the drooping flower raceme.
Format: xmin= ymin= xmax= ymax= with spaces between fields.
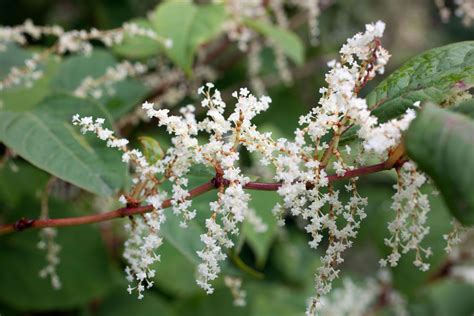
xmin=74 ymin=61 xmax=147 ymax=99
xmin=72 ymin=21 xmax=433 ymax=316
xmin=0 ymin=20 xmax=171 ymax=91
xmin=318 ymin=270 xmax=408 ymax=316
xmin=380 ymin=161 xmax=432 ymax=271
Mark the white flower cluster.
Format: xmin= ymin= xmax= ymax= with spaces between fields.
xmin=248 ymin=40 xmax=266 ymax=96
xmin=318 ymin=270 xmax=407 ymax=316
xmin=72 ymin=115 xmax=170 ymax=298
xmin=440 ymin=224 xmax=474 ymax=286
xmin=56 ymin=22 xmax=169 ymax=55
xmin=0 ymin=20 xmax=171 ymax=92
xmin=224 ymin=275 xmax=247 ymax=306
xmin=72 ymin=84 xmax=272 ymax=296
xmin=443 ymin=219 xmax=467 ymax=253
xmin=143 ymin=84 xmax=274 ymax=293
xmin=436 ymin=0 xmax=474 ymax=26
xmin=380 ymin=161 xmax=432 ymax=271
xmin=219 ymin=0 xmax=266 ymax=51
xmin=74 ymin=61 xmax=147 ymax=99
xmin=454 ymin=0 xmax=474 ymax=25
xmin=0 ymin=19 xmax=170 ymax=55
xmin=305 ymin=20 xmax=416 ymax=158
xmin=71 ymin=21 xmax=434 ymax=316
xmin=219 ymin=0 xmax=321 ymax=51
xmin=124 ymin=205 xmax=166 ymax=299
xmin=318 ymin=277 xmax=379 ymax=315
xmin=37 ymin=227 xmax=62 ymax=290
xmin=0 ymin=19 xmax=63 ymax=46
xmin=218 ymin=0 xmax=321 ymax=93
xmin=291 ymin=0 xmax=321 ymax=45
xmin=0 ymin=52 xmax=43 ymax=91
xmin=117 ymin=63 xmax=217 ymax=129
xmin=229 ymin=21 xmax=397 ymax=312
xmin=361 ymin=104 xmax=417 ymax=156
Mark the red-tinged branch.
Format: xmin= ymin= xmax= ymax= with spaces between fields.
xmin=0 ymin=161 xmax=395 ymax=236
xmin=0 ymin=182 xmax=215 ymax=235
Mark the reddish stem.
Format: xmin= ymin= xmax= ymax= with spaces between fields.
xmin=0 ymin=162 xmax=393 ymax=235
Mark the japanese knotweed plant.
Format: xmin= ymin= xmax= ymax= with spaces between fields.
xmin=1 ymin=8 xmax=474 ymax=316
xmin=67 ymin=22 xmax=433 ymax=314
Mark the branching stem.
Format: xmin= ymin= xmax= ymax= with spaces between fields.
xmin=0 ymin=161 xmax=396 ymax=235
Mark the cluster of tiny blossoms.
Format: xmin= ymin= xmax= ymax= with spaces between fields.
xmin=0 ymin=19 xmax=170 ymax=55
xmin=319 ymin=270 xmax=407 ymax=316
xmin=445 ymin=227 xmax=474 ymax=285
xmin=37 ymin=227 xmax=62 ymax=290
xmin=380 ymin=161 xmax=432 ymax=271
xmin=74 ymin=61 xmax=147 ymax=99
xmin=0 ymin=20 xmax=170 ymax=92
xmin=72 ymin=115 xmax=167 ymax=299
xmin=218 ymin=0 xmax=321 ymax=51
xmin=219 ymin=0 xmax=321 ymax=94
xmin=435 ymin=0 xmax=474 ymax=26
xmin=0 ymin=52 xmax=43 ymax=91
xmin=72 ymin=22 xmax=432 ymax=316
xmin=224 ymin=275 xmax=247 ymax=306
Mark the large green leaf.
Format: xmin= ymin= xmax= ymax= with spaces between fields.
xmin=405 ymin=104 xmax=474 ymax=225
xmin=245 ymin=20 xmax=305 ymax=65
xmin=150 ymin=2 xmax=226 ymax=74
xmin=342 ymin=41 xmax=474 ymax=144
xmin=0 ymin=94 xmax=127 ymax=196
xmin=368 ymin=41 xmax=474 ymax=121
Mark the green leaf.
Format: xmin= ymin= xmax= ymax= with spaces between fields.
xmin=405 ymin=104 xmax=474 ymax=225
xmin=368 ymin=41 xmax=474 ymax=121
xmin=139 ymin=136 xmax=164 ymax=164
xmin=0 ymin=204 xmax=118 ymax=311
xmin=341 ymin=41 xmax=474 ymax=144
xmin=112 ymin=19 xmax=162 ymax=59
xmin=242 ymin=191 xmax=279 ymax=267
xmin=150 ymin=2 xmax=226 ymax=74
xmin=52 ymin=50 xmax=148 ymax=119
xmin=0 ymin=94 xmax=127 ymax=196
xmin=245 ymin=20 xmax=305 ymax=65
